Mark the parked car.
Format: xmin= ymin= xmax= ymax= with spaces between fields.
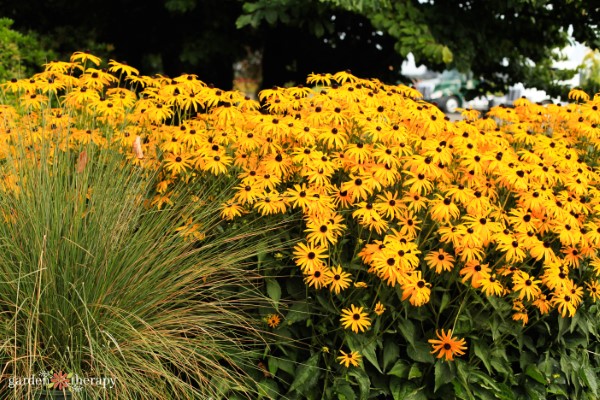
xmin=414 ymin=70 xmax=481 ymax=113
xmin=414 ymin=69 xmax=576 ymax=112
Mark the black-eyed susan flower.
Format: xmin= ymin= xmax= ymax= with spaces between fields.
xmin=374 ymin=301 xmax=386 ymax=316
xmin=568 ymin=88 xmax=590 ymax=102
xmin=512 ymin=299 xmax=529 ymax=326
xmin=163 ymin=152 xmax=193 ymax=176
xmin=459 ymin=261 xmax=490 ymax=289
xmin=533 ymin=294 xmax=552 ymax=314
xmin=550 ymin=289 xmax=578 ymax=317
xmin=266 ymin=314 xmax=281 ymax=328
xmin=337 ymin=350 xmax=361 ymax=368
xmin=304 ymin=263 xmax=329 ymax=289
xmin=401 ymin=271 xmax=431 ymax=306
xmin=293 ymin=242 xmax=328 ymax=273
xmin=108 ymin=59 xmax=140 ymax=77
xmin=512 ymin=271 xmax=542 ymax=301
xmin=305 ymin=212 xmax=346 ymax=247
xmin=477 ymin=272 xmax=504 ymax=297
xmin=340 ymin=304 xmax=371 ymax=333
xmin=325 ymin=265 xmax=351 ymax=295
xmin=425 ymin=249 xmax=455 ymax=274
xmin=429 ymin=195 xmax=460 ymax=223
xmin=586 ymin=280 xmax=600 ymax=302
xmin=428 ymin=329 xmax=467 ymax=361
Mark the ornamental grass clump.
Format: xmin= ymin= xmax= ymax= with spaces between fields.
xmin=0 ymin=61 xmax=288 ymax=398
xmin=2 ymin=53 xmax=600 ymax=398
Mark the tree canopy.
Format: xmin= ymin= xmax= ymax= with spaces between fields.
xmin=2 ymin=0 xmax=599 ymax=95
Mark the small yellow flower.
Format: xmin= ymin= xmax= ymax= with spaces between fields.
xmin=428 ymin=329 xmax=467 ymax=361
xmin=322 ymin=346 xmax=330 ymax=353
xmin=374 ymin=301 xmax=386 ymax=316
xmin=340 ymin=304 xmax=371 ymax=333
xmin=266 ymin=314 xmax=281 ymax=328
xmin=353 ymin=281 xmax=368 ymax=289
xmin=568 ymin=88 xmax=590 ymax=102
xmin=337 ymin=350 xmax=361 ymax=367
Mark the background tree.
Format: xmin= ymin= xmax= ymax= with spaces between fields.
xmin=579 ymin=49 xmax=600 ymax=96
xmin=2 ymin=0 xmax=599 ymax=96
xmin=238 ymin=0 xmax=600 ymax=96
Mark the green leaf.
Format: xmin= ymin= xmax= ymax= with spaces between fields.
xmin=525 ymin=365 xmax=547 ymax=385
xmin=348 ymin=368 xmax=370 ymax=400
xmin=439 ymin=291 xmax=451 ymax=314
xmin=389 ymin=378 xmax=427 ymax=400
xmin=442 ymin=46 xmax=453 ymax=64
xmin=434 ymin=361 xmax=454 ymax=392
xmin=242 ymin=2 xmax=261 ymax=13
xmin=383 ymin=338 xmax=400 ymax=371
xmin=264 ymin=8 xmax=278 ymax=25
xmin=407 ymin=341 xmax=434 ymax=364
xmin=257 ymin=379 xmax=279 ymax=399
xmin=268 ymin=357 xmax=278 ymax=376
xmin=257 ymin=241 xmax=267 ymax=267
xmin=398 ymin=319 xmax=416 ymax=347
xmin=266 ymin=278 xmax=281 ymax=311
xmin=279 ymin=11 xmax=290 ymax=24
xmin=388 ymin=360 xmax=410 ymax=379
xmin=581 ymin=365 xmax=598 ymax=396
xmin=408 ymin=364 xmax=422 ymax=380
xmin=524 ymin=380 xmax=546 ymax=400
xmin=313 ymin=21 xmax=325 ymax=37
xmin=347 ymin=335 xmax=382 ymax=373
xmin=270 ymin=356 xmax=295 ymax=375
xmin=473 ymin=340 xmax=492 ymax=374
xmin=286 ymin=302 xmax=310 ymax=325
xmin=335 ymin=381 xmax=357 ymax=400
xmin=288 ymin=353 xmax=320 ymax=394
xmin=490 ymin=358 xmax=512 ymax=377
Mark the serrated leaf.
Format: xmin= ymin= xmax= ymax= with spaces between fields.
xmin=490 ymin=358 xmax=511 ymax=377
xmin=390 ymin=378 xmax=427 ymax=400
xmin=525 ymin=365 xmax=547 ymax=385
xmin=408 ymin=364 xmax=422 ymax=380
xmin=347 ymin=335 xmax=382 ymax=373
xmin=581 ymin=365 xmax=598 ymax=396
xmin=383 ymin=338 xmax=400 ymax=371
xmin=286 ymin=302 xmax=310 ymax=325
xmin=288 ymin=353 xmax=320 ymax=394
xmin=434 ymin=361 xmax=454 ymax=392
xmin=439 ymin=291 xmax=451 ymax=314
xmin=266 ymin=278 xmax=281 ymax=311
xmin=336 ymin=381 xmax=357 ymax=400
xmin=388 ymin=360 xmax=410 ymax=379
xmin=398 ymin=319 xmax=416 ymax=348
xmin=268 ymin=357 xmax=278 ymax=376
xmin=473 ymin=340 xmax=492 ymax=374
xmin=348 ymin=368 xmax=370 ymax=400
xmin=524 ymin=381 xmax=546 ymax=400
xmin=407 ymin=341 xmax=434 ymax=364
xmin=257 ymin=379 xmax=279 ymax=399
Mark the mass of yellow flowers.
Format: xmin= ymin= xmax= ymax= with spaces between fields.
xmin=2 ymin=53 xmax=600 ymax=364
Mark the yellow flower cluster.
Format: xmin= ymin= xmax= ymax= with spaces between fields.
xmin=2 ymin=53 xmax=600 ymax=333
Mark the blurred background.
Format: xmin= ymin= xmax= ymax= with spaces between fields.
xmin=1 ymin=0 xmax=599 ymax=102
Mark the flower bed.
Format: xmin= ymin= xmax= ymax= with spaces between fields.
xmin=1 ymin=53 xmax=600 ymax=399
